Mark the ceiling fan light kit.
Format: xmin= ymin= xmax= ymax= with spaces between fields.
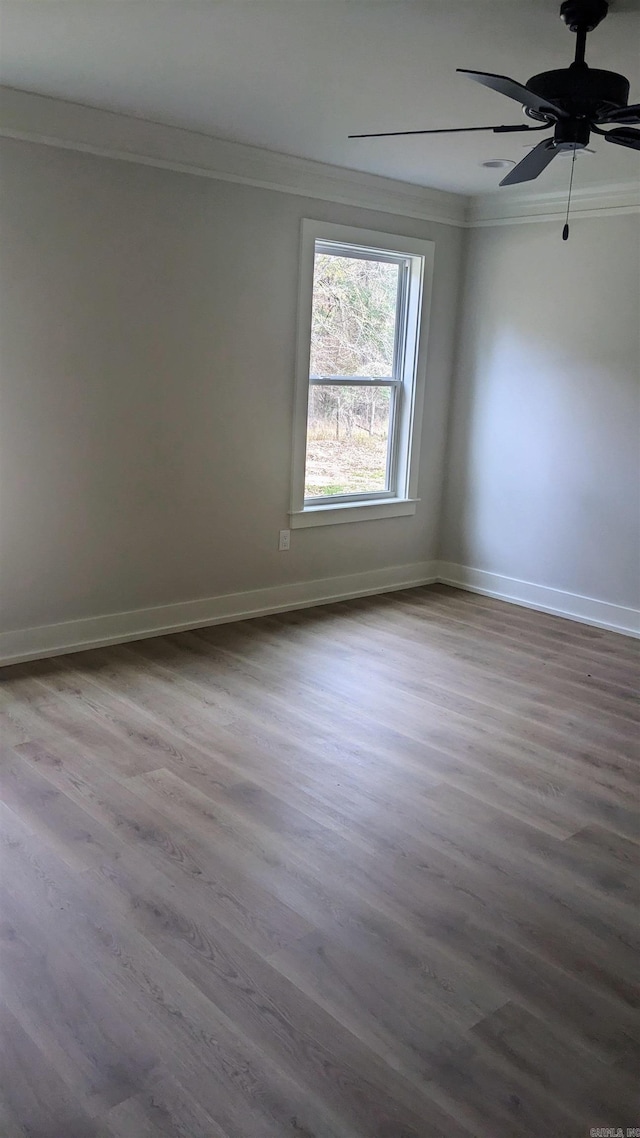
xmin=349 ymin=0 xmax=639 ymax=239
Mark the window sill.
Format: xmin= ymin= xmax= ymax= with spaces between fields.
xmin=290 ymin=498 xmax=419 ymax=529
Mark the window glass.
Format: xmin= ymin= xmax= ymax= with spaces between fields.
xmin=305 ymin=384 xmax=392 ymax=498
xmin=310 ymin=253 xmax=399 ymax=379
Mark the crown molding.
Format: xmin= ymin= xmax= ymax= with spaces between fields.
xmin=466 ymin=181 xmax=640 ymax=226
xmin=2 ymin=86 xmax=636 ymax=230
xmin=0 ymin=85 xmax=466 ymax=228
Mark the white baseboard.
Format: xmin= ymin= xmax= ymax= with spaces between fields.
xmin=3 ymin=558 xmax=637 ymax=666
xmin=0 ymin=561 xmax=438 ymax=667
xmin=436 ymin=561 xmax=640 ymax=638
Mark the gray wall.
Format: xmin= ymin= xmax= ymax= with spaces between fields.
xmin=0 ymin=138 xmax=464 ymax=633
xmin=3 ymin=136 xmax=637 ymax=639
xmin=440 ymin=214 xmax=640 ymax=609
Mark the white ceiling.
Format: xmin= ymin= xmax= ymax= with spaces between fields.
xmin=1 ymin=1 xmax=639 ymax=195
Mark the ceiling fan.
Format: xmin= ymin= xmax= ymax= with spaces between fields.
xmin=349 ymin=0 xmax=640 ymax=190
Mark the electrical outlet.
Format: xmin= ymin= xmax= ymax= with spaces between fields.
xmin=278 ymin=529 xmax=290 ymax=551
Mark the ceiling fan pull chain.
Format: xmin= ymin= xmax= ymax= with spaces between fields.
xmin=562 ymin=145 xmax=578 ymax=240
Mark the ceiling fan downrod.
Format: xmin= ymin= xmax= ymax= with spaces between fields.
xmin=560 ymin=0 xmax=610 ymax=58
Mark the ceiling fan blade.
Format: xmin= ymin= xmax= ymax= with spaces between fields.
xmin=348 ymin=123 xmax=548 ymax=139
xmin=598 ymin=103 xmax=640 ymax=124
xmin=499 ymin=139 xmax=558 ymax=186
xmin=457 ymin=69 xmax=568 ymax=119
xmin=603 ymin=126 xmax=640 ymax=150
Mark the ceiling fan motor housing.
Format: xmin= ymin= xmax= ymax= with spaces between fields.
xmin=525 ymin=67 xmax=630 ymax=121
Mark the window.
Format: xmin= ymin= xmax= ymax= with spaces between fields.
xmin=290 ymin=220 xmax=434 ymax=527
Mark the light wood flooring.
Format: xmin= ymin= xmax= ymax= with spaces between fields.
xmin=0 ymin=584 xmax=638 ymax=1138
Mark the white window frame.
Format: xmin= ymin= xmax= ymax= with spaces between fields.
xmin=290 ymin=219 xmax=434 ymax=528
